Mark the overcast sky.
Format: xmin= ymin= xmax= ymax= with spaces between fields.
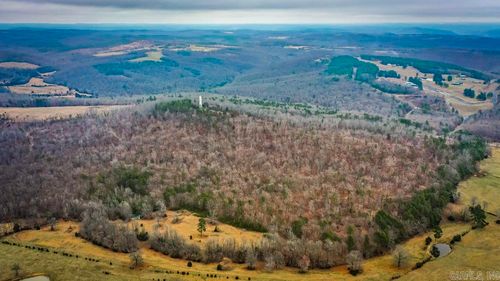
xmin=1 ymin=0 xmax=499 ymax=24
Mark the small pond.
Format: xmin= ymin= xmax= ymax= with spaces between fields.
xmin=435 ymin=243 xmax=452 ymax=257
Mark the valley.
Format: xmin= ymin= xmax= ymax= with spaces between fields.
xmin=0 ymin=23 xmax=499 ymax=281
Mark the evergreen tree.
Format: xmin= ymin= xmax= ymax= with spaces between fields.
xmin=433 ymin=73 xmax=444 ymax=85
xmin=469 ymin=204 xmax=488 ymax=228
xmin=198 ymin=217 xmax=207 ymax=237
xmin=346 ymin=226 xmax=356 ymax=251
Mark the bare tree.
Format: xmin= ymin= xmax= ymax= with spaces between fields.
xmin=49 ymin=217 xmax=57 ymax=231
xmin=298 ymin=255 xmax=310 ymax=273
xmin=11 ymin=263 xmax=21 ymax=277
xmin=245 ymin=247 xmax=257 ymax=270
xmin=346 ymin=250 xmax=363 ymax=275
xmin=264 ymin=255 xmax=275 ymax=272
xmin=129 ymin=251 xmax=144 ymax=269
xmin=393 ymin=246 xmax=409 ymax=268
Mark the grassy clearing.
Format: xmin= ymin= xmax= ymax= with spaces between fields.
xmin=0 ymin=62 xmax=40 ymax=69
xmin=137 ymin=211 xmax=263 ymax=246
xmin=400 ymin=146 xmax=500 ymax=280
xmin=7 ymin=77 xmax=71 ymax=96
xmin=458 ymin=146 xmax=500 ymax=212
xmin=1 ymin=105 xmax=129 ymax=121
xmin=93 ymin=41 xmax=154 ymax=57
xmin=130 ymin=48 xmax=164 ymax=62
xmin=360 ymin=58 xmax=496 ymax=116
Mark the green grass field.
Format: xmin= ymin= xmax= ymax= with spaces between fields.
xmin=400 ymin=146 xmax=500 ymax=281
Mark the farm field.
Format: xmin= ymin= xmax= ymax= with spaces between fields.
xmin=130 ymin=47 xmax=164 ymax=62
xmin=361 ymin=58 xmax=496 ymax=116
xmin=1 ymin=105 xmax=129 ymax=121
xmin=94 ymin=41 xmax=156 ymax=57
xmin=7 ymin=77 xmax=71 ymax=96
xmin=400 ymin=146 xmax=500 ymax=281
xmin=0 ymin=62 xmax=40 ymax=69
xmin=168 ymin=44 xmax=235 ymax=52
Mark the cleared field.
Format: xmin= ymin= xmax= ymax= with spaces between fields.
xmin=0 ymin=61 xmax=39 ymax=69
xmin=7 ymin=77 xmax=71 ymax=96
xmin=130 ymin=48 xmax=164 ymax=62
xmin=169 ymin=44 xmax=233 ymax=52
xmin=94 ymin=41 xmax=155 ymax=57
xmin=458 ymin=146 xmax=500 ymax=212
xmin=284 ymin=45 xmax=310 ymax=50
xmin=1 ymin=105 xmax=129 ymax=121
xmin=361 ymin=58 xmax=496 ymax=116
xmin=0 ymin=210 xmax=483 ymax=281
xmin=400 ymin=147 xmax=500 ymax=281
xmin=449 ymin=100 xmax=494 ymax=117
xmin=136 ymin=210 xmax=262 ymax=246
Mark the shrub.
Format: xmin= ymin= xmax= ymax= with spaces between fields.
xmin=79 ymin=206 xmax=138 ymax=253
xmin=129 ymin=251 xmax=144 ymax=269
xmin=378 ymin=70 xmax=400 ymax=78
xmin=150 ymin=226 xmax=201 ymax=261
xmin=204 ymin=239 xmax=224 ymax=263
xmin=183 ymin=243 xmax=202 ymax=262
xmin=136 ymin=228 xmax=149 ymax=241
xmin=346 ymin=250 xmax=363 ymax=276
xmin=476 ymin=92 xmax=487 ymax=101
xmin=451 ymin=234 xmax=461 ymax=244
xmin=464 ymin=88 xmax=475 ymax=98
xmin=433 ymin=226 xmax=443 ymax=239
xmin=430 ymin=245 xmax=440 ymax=258
xmin=171 ymin=215 xmax=183 ymax=224
xmin=425 ymin=236 xmax=432 ymax=246
xmin=187 ymin=261 xmax=192 ymax=267
xmin=298 ymin=255 xmax=310 ymax=273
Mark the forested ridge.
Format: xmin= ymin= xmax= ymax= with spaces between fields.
xmin=0 ymin=98 xmax=488 ymax=268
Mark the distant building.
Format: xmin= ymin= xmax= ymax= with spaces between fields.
xmin=199 ymin=95 xmax=203 ymax=108
xmin=405 ymin=81 xmax=418 ymax=88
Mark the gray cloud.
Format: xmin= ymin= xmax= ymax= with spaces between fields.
xmin=1 ymin=0 xmax=499 ymax=23
xmin=10 ymin=0 xmax=500 ymax=13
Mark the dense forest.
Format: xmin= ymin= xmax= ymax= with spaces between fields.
xmin=0 ymin=97 xmax=488 ymax=268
